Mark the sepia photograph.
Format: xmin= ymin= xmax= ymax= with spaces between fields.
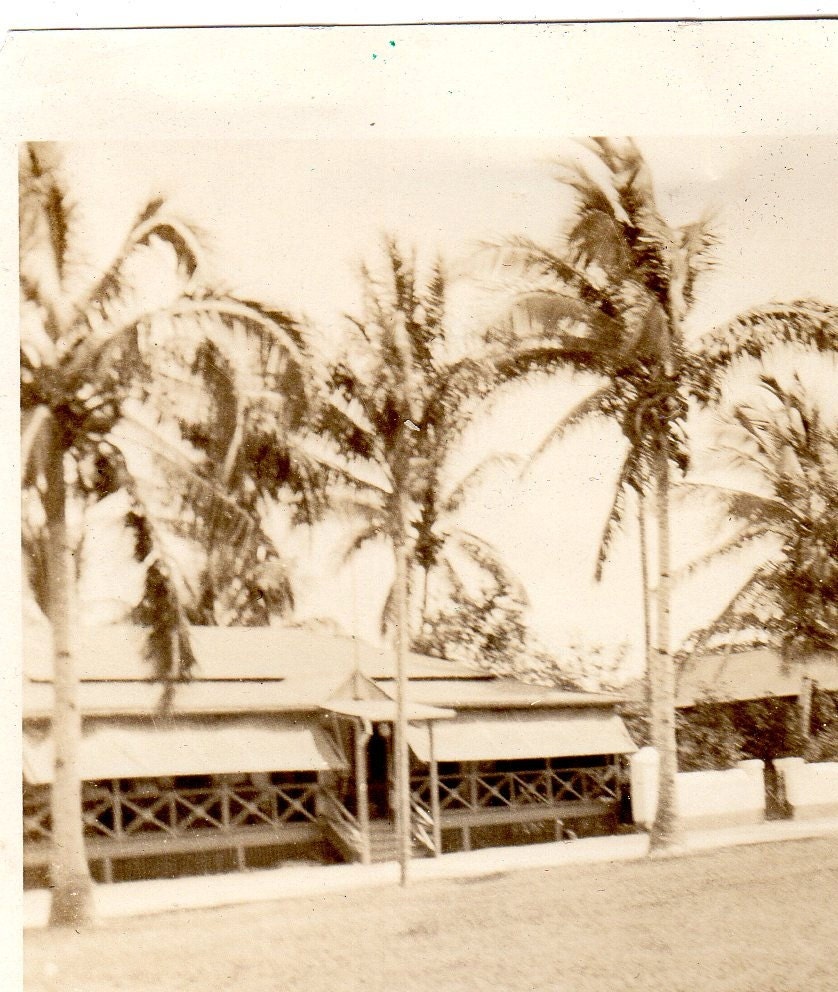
xmin=7 ymin=14 xmax=838 ymax=992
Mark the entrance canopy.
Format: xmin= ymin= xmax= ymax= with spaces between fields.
xmin=23 ymin=716 xmax=346 ymax=785
xmin=407 ymin=710 xmax=637 ymax=763
xmin=320 ymin=700 xmax=456 ymax=723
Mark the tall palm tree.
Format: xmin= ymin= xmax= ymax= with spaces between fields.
xmin=679 ymin=370 xmax=838 ymax=660
xmin=482 ymin=137 xmax=838 ymax=849
xmin=321 ymin=237 xmax=502 ymax=882
xmin=20 ymin=143 xmax=317 ymax=925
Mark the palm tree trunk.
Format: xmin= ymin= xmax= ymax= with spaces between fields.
xmin=393 ymin=483 xmax=412 ymax=885
xmin=44 ymin=426 xmax=94 ymax=926
xmin=649 ymin=440 xmax=681 ymax=850
xmin=637 ymin=489 xmax=653 ymax=726
xmin=419 ymin=564 xmax=431 ymax=635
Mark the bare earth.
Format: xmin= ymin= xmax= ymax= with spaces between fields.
xmin=25 ymin=836 xmax=838 ymax=992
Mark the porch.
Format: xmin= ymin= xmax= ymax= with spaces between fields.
xmin=318 ymin=705 xmax=636 ymax=864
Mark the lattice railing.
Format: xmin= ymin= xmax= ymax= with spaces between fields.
xmin=23 ymin=786 xmax=52 ymax=844
xmin=24 ymin=777 xmax=320 ymax=845
xmin=409 ymin=795 xmax=436 ymax=855
xmin=410 ymin=763 xmax=618 ymax=814
xmin=319 ymin=786 xmax=367 ymax=862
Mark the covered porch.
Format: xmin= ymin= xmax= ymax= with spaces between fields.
xmin=319 ymin=703 xmax=637 ymax=863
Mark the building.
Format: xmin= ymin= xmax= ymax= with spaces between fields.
xmin=23 ymin=624 xmax=637 ymax=886
xmin=676 ymin=648 xmax=838 ymax=708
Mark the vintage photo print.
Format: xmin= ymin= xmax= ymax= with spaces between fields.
xmin=8 ymin=16 xmax=838 ymax=992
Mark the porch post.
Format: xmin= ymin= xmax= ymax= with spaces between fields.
xmin=429 ymin=721 xmax=442 ymax=857
xmin=354 ymin=718 xmax=371 ymax=865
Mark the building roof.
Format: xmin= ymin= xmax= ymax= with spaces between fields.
xmin=676 ymin=649 xmax=838 ymax=708
xmin=375 ymin=678 xmax=619 ymax=710
xmin=23 ymin=623 xmax=489 ymax=683
xmin=23 ymin=623 xmax=617 ymax=720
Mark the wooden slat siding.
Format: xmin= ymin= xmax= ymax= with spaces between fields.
xmin=24 ymin=822 xmax=323 ymax=869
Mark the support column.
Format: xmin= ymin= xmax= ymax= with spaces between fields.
xmin=354 ymin=719 xmax=371 ymax=865
xmin=429 ymin=722 xmax=442 ymax=857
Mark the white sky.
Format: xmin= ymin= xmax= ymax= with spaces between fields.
xmin=5 ymin=22 xmax=838 ymax=669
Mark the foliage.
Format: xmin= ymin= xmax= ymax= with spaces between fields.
xmin=673 ymin=690 xmax=838 ymax=766
xmin=320 ymin=236 xmax=519 ymax=635
xmin=806 ymin=690 xmax=838 ymax=763
xmin=480 ymin=138 xmax=838 ymax=841
xmin=413 ymin=579 xmax=633 ymax=695
xmin=482 ymin=138 xmax=838 ymax=585
xmin=413 ymin=582 xmax=564 ymax=682
xmin=676 ymin=701 xmax=745 ymax=771
xmin=732 ymin=697 xmax=805 ymax=762
xmin=680 ymin=372 xmax=838 ymax=659
xmin=20 ymin=142 xmax=322 ymax=646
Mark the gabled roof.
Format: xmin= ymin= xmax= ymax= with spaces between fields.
xmin=22 ymin=623 xmax=507 ymax=720
xmin=676 ymin=649 xmax=838 ymax=707
xmin=22 ymin=623 xmax=620 ymax=720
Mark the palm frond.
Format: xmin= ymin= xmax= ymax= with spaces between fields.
xmin=566 ymin=209 xmax=632 ymax=280
xmin=676 ymin=480 xmax=796 ymax=528
xmin=63 ymin=201 xmax=205 ymax=351
xmin=699 ymin=300 xmax=838 ymax=385
xmin=680 ymin=563 xmax=781 ymax=659
xmin=339 ymin=522 xmax=387 ymax=568
xmin=670 ymin=522 xmax=774 ymax=584
xmin=19 ymin=143 xmax=75 ymax=319
xmin=476 ymin=235 xmax=602 ymax=298
xmin=442 ymin=452 xmax=523 ymax=514
xmin=593 ymin=445 xmax=643 ymax=582
xmin=523 ymin=381 xmax=617 ymax=475
xmin=454 ymin=530 xmax=529 ymax=606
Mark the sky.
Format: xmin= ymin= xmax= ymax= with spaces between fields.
xmin=6 ymin=22 xmax=838 ymax=677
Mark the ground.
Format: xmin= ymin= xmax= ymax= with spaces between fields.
xmin=24 ymin=836 xmax=838 ymax=992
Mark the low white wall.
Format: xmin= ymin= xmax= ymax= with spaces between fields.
xmin=630 ymin=747 xmax=766 ymax=831
xmin=775 ymin=757 xmax=838 ymax=820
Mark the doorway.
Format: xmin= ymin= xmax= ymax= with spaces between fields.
xmin=366 ymin=723 xmax=391 ymax=820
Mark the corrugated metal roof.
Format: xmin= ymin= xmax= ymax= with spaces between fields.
xmin=677 ymin=649 xmax=838 ymax=707
xmin=407 ymin=711 xmax=637 ymax=763
xmin=22 ymin=715 xmax=346 ymax=785
xmin=23 ymin=623 xmax=486 ymax=683
xmin=376 ymin=678 xmax=621 ymax=710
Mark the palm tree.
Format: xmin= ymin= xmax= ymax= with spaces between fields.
xmin=482 ymin=137 xmax=838 ymax=849
xmin=20 ymin=143 xmax=317 ymax=925
xmin=679 ymin=370 xmax=838 ymax=661
xmin=321 ymin=237 xmax=503 ymax=882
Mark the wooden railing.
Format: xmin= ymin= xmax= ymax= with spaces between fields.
xmin=24 ymin=777 xmax=320 ymax=846
xmin=410 ymin=764 xmax=618 ymax=815
xmin=409 ymin=795 xmax=436 ymax=855
xmin=319 ymin=787 xmax=368 ymax=863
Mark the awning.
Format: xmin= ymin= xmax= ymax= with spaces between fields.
xmin=22 ymin=716 xmax=346 ymax=785
xmin=406 ymin=710 xmax=637 ymax=763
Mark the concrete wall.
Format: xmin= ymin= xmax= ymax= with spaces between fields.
xmin=775 ymin=757 xmax=838 ymax=820
xmin=630 ymin=747 xmax=766 ymax=831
